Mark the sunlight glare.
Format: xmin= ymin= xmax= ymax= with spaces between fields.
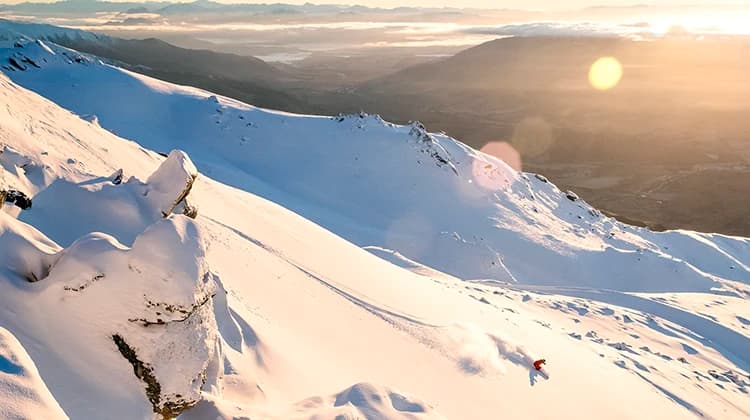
xmin=588 ymin=56 xmax=623 ymax=91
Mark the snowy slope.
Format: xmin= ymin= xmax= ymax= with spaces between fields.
xmin=1 ymin=35 xmax=748 ymax=293
xmin=0 ymin=30 xmax=748 ymax=420
xmin=0 ymin=326 xmax=67 ymax=419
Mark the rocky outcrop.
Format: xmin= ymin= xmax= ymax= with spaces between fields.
xmin=110 ymin=168 xmax=124 ymax=185
xmin=4 ymin=189 xmax=32 ymax=209
xmin=12 ymin=217 xmax=221 ymax=419
xmin=145 ymin=150 xmax=199 ymax=219
xmin=408 ymin=121 xmax=459 ymax=175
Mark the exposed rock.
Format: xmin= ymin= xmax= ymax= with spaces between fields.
xmin=174 ymin=198 xmax=198 ymax=219
xmin=113 ymin=334 xmax=196 ymax=419
xmin=408 ymin=121 xmax=458 ymax=175
xmin=4 ymin=189 xmax=32 ymax=210
xmin=42 ymin=217 xmax=220 ymax=419
xmin=145 ymin=150 xmax=198 ymax=219
xmin=110 ymin=168 xmax=124 ymax=185
xmin=534 ymin=173 xmax=549 ymax=183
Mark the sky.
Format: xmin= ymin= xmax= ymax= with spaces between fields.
xmin=293 ymin=0 xmax=747 ymax=9
xmin=0 ymin=0 xmax=748 ymax=11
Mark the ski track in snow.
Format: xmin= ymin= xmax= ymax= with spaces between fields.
xmin=501 ymin=284 xmax=750 ymax=373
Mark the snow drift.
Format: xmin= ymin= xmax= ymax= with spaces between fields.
xmin=0 ymin=327 xmax=67 ymax=420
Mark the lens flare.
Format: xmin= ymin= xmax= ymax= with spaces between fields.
xmin=468 ymin=141 xmax=518 ymax=193
xmin=588 ymin=56 xmax=623 ymax=91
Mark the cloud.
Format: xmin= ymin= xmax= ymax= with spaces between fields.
xmin=462 ymin=21 xmax=635 ymax=38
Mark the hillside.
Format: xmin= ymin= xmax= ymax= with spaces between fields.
xmin=344 ymin=35 xmax=750 ymax=235
xmin=0 ymin=19 xmax=312 ymax=112
xmin=0 ymin=35 xmax=748 ymax=419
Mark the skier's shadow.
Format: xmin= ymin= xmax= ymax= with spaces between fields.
xmin=529 ymin=368 xmax=549 ymax=386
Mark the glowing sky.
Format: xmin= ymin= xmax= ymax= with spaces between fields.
xmin=306 ymin=0 xmax=745 ymax=9
xmin=0 ymin=0 xmax=748 ymax=10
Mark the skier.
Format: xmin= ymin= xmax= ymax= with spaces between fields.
xmin=533 ymin=359 xmax=546 ymax=371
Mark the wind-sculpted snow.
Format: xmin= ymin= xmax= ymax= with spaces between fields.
xmin=0 ymin=327 xmax=68 ymax=420
xmin=11 ymin=146 xmax=200 ymax=245
xmin=290 ymin=382 xmax=443 ymax=420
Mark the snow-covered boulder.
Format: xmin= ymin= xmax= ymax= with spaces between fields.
xmin=0 ymin=212 xmax=60 ymax=282
xmin=40 ymin=216 xmax=220 ymax=418
xmin=0 ymin=214 xmax=221 ymax=418
xmin=0 ymin=327 xmax=68 ymax=420
xmin=145 ymin=150 xmax=199 ymax=219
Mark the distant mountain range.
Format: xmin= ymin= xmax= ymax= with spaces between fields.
xmin=0 ymin=0 xmax=464 ymax=15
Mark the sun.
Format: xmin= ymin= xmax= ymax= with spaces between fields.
xmin=588 ymin=56 xmax=623 ymax=91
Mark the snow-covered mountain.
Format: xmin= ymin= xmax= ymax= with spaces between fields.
xmin=0 ymin=28 xmax=748 ymax=419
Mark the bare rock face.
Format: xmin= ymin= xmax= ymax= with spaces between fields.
xmin=4 ymin=189 xmax=32 ymax=209
xmin=145 ymin=150 xmax=199 ymax=219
